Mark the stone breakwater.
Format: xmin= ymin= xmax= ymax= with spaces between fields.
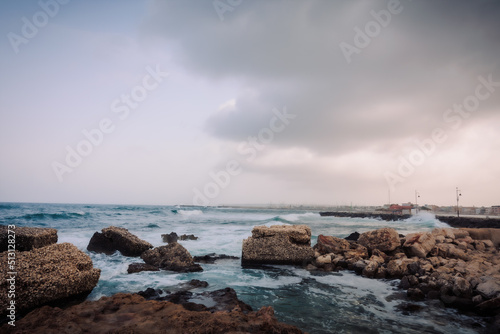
xmin=319 ymin=211 xmax=411 ymax=221
xmin=437 ymin=216 xmax=500 ymax=229
xmin=311 ymin=227 xmax=500 ymax=317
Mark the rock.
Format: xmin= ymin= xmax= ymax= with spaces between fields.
xmin=315 ymin=254 xmax=332 ymax=266
xmin=242 ymin=225 xmax=315 ymax=265
xmin=0 ymin=226 xmax=57 ymax=251
xmin=432 ymin=228 xmax=456 ymax=240
xmin=407 ymin=288 xmax=425 ymax=301
xmin=87 ymin=226 xmax=153 ymax=257
xmin=193 ymin=253 xmax=240 ymax=263
xmin=345 ymin=231 xmax=360 ymax=241
xmin=179 ymin=234 xmax=198 ymax=241
xmin=362 ymin=260 xmax=380 ymax=278
xmin=477 ymin=278 xmax=500 ymax=299
xmin=0 ymin=243 xmax=100 ymax=316
xmin=314 ymin=235 xmax=350 ymax=255
xmin=461 ymin=228 xmax=500 ymax=248
xmin=141 ymin=243 xmax=203 ymax=273
xmin=477 ymin=296 xmax=500 ymax=315
xmin=344 ymin=243 xmax=369 ymax=260
xmin=387 ymin=258 xmax=413 ymax=278
xmin=127 ymin=263 xmax=160 ymax=274
xmin=357 ymin=228 xmax=401 ymax=253
xmin=403 ymin=232 xmax=436 ymax=258
xmin=436 ymin=244 xmax=470 ymax=261
xmin=1 ymin=293 xmax=304 ymax=334
xmin=452 ymin=276 xmax=472 ymax=298
xmin=161 ymin=232 xmax=178 ymax=243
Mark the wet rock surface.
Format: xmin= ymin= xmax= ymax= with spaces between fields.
xmin=141 ymin=242 xmax=203 ymax=272
xmin=194 ymin=253 xmax=240 ymax=263
xmin=0 ymin=225 xmax=57 ymax=251
xmin=0 ymin=242 xmax=100 ymax=317
xmin=87 ymin=226 xmax=153 ymax=256
xmin=2 ymin=292 xmax=304 ymax=334
xmin=310 ymin=227 xmax=500 ymax=320
xmin=242 ymin=225 xmax=315 ymax=265
xmin=127 ymin=262 xmax=160 ymax=274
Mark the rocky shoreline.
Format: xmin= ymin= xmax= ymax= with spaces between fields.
xmin=2 ymin=222 xmax=500 ymax=333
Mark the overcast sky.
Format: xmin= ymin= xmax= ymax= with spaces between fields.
xmin=1 ymin=0 xmax=499 ymax=207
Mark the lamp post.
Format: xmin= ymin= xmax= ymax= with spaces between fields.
xmin=456 ymin=187 xmax=462 ymax=217
xmin=415 ymin=190 xmax=420 ymax=215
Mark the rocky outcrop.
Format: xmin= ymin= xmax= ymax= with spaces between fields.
xmin=320 ymin=211 xmax=411 ymax=221
xmin=0 ymin=226 xmax=57 ymax=252
xmin=127 ymin=263 xmax=160 ymax=274
xmin=357 ymin=228 xmax=401 ymax=252
xmin=242 ymin=225 xmax=315 ymax=265
xmin=0 ymin=243 xmax=100 ymax=316
xmin=87 ymin=226 xmax=153 ymax=256
xmin=162 ymin=232 xmax=199 ymax=243
xmin=461 ymin=228 xmax=500 ymax=247
xmin=1 ymin=293 xmax=304 ymax=334
xmin=403 ymin=232 xmax=436 ymax=258
xmin=309 ymin=227 xmax=500 ymax=317
xmin=193 ymin=253 xmax=240 ymax=263
xmin=141 ymin=242 xmax=203 ymax=272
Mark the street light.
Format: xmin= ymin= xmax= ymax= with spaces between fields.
xmin=456 ymin=187 xmax=462 ymax=217
xmin=415 ymin=190 xmax=420 ymax=215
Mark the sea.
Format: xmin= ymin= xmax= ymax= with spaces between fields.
xmin=0 ymin=202 xmax=489 ymax=333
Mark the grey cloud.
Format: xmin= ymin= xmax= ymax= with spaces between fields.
xmin=141 ymin=0 xmax=500 ymax=157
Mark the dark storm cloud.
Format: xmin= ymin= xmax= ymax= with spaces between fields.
xmin=141 ymin=0 xmax=500 ymax=156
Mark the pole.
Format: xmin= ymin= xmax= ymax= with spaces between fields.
xmin=415 ymin=190 xmax=420 ymax=215
xmin=456 ymin=187 xmax=461 ymax=218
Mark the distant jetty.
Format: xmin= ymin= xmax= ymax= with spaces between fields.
xmin=319 ymin=211 xmax=411 ymax=221
xmin=319 ymin=211 xmax=500 ymax=229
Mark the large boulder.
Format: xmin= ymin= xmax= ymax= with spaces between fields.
xmin=403 ymin=232 xmax=436 ymax=258
xmin=461 ymin=228 xmax=500 ymax=248
xmin=0 ymin=243 xmax=100 ymax=316
xmin=314 ymin=235 xmax=350 ymax=255
xmin=141 ymin=243 xmax=203 ymax=272
xmin=0 ymin=226 xmax=57 ymax=252
xmin=87 ymin=226 xmax=153 ymax=257
xmin=1 ymin=293 xmax=304 ymax=334
xmin=357 ymin=228 xmax=401 ymax=253
xmin=241 ymin=225 xmax=315 ymax=265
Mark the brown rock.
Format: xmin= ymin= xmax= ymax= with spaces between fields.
xmin=141 ymin=243 xmax=203 ymax=273
xmin=314 ymin=235 xmax=350 ymax=255
xmin=242 ymin=225 xmax=315 ymax=265
xmin=436 ymin=244 xmax=470 ymax=261
xmin=357 ymin=228 xmax=400 ymax=253
xmin=87 ymin=226 xmax=153 ymax=257
xmin=127 ymin=263 xmax=160 ymax=274
xmin=0 ymin=226 xmax=57 ymax=252
xmin=403 ymin=232 xmax=436 ymax=258
xmin=1 ymin=293 xmax=304 ymax=334
xmin=0 ymin=243 xmax=100 ymax=316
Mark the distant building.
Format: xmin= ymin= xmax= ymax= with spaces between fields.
xmin=492 ymin=206 xmax=500 ymax=215
xmin=389 ymin=204 xmax=413 ymax=215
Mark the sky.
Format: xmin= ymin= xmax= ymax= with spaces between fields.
xmin=0 ymin=0 xmax=499 ymax=207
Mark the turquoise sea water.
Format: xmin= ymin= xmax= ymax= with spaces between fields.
xmin=0 ymin=203 xmax=488 ymax=333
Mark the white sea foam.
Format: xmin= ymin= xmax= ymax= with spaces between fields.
xmin=178 ymin=209 xmax=203 ymax=216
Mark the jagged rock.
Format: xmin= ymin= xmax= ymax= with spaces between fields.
xmin=0 ymin=243 xmax=100 ymax=316
xmin=403 ymin=232 xmax=436 ymax=258
xmin=1 ymin=293 xmax=304 ymax=334
xmin=127 ymin=263 xmax=160 ymax=274
xmin=345 ymin=231 xmax=360 ymax=241
xmin=193 ymin=253 xmax=239 ymax=263
xmin=141 ymin=243 xmax=203 ymax=272
xmin=477 ymin=278 xmax=500 ymax=299
xmin=436 ymin=243 xmax=470 ymax=261
xmin=0 ymin=226 xmax=57 ymax=251
xmin=461 ymin=228 xmax=500 ymax=247
xmin=87 ymin=226 xmax=153 ymax=257
xmin=180 ymin=234 xmax=198 ymax=241
xmin=314 ymin=235 xmax=350 ymax=255
xmin=357 ymin=228 xmax=401 ymax=253
xmin=242 ymin=225 xmax=315 ymax=265
xmin=161 ymin=232 xmax=178 ymax=243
